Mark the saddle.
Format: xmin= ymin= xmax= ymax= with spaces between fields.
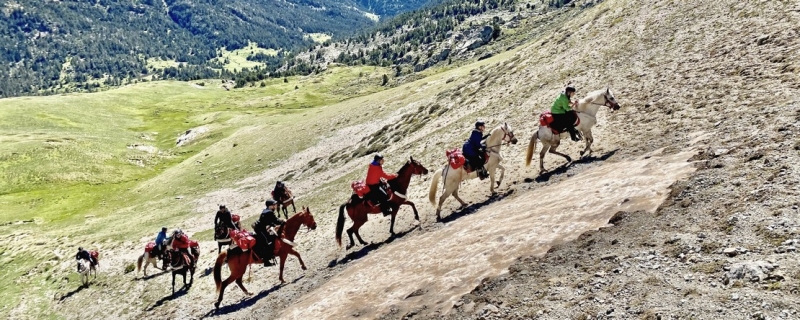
xmin=144 ymin=241 xmax=157 ymax=252
xmin=89 ymin=250 xmax=99 ymax=266
xmin=229 ymin=229 xmax=256 ymax=251
xmin=540 ymin=111 xmax=580 ymax=135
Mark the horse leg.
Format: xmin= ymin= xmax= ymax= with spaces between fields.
xmin=452 ymin=188 xmax=468 ymax=208
xmin=580 ymin=129 xmax=594 ymax=157
xmin=539 ymin=143 xmax=550 ymax=173
xmin=291 ymin=202 xmax=296 ymax=213
xmin=549 ymin=144 xmax=572 ymax=165
xmin=234 ymin=276 xmax=251 ymax=296
xmin=282 ymin=206 xmax=288 ymax=220
xmin=279 ymin=254 xmax=287 ymax=284
xmin=435 ymin=184 xmax=457 ymax=222
xmin=346 ymin=219 xmax=366 ymax=249
xmin=172 ymin=272 xmax=176 ymax=294
xmin=495 ymin=163 xmax=506 ymax=188
xmin=402 ymin=200 xmax=421 ymax=224
xmin=288 ymin=248 xmax=307 ymax=270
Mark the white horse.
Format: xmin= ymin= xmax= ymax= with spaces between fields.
xmin=77 ymin=258 xmax=97 ymax=286
xmin=525 ymin=88 xmax=621 ymax=173
xmin=428 ymin=122 xmax=518 ymax=220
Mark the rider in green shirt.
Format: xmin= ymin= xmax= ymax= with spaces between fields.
xmin=550 ymin=86 xmax=581 ymax=141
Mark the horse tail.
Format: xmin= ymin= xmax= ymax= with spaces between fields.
xmin=335 ymin=203 xmax=347 ymax=247
xmin=214 ymin=251 xmax=228 ymax=293
xmin=428 ymin=168 xmax=443 ymax=207
xmin=525 ymin=130 xmax=538 ymax=167
xmin=136 ymin=254 xmax=143 ymax=274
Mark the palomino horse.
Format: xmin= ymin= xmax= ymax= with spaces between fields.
xmin=274 ymin=188 xmax=296 ymax=219
xmin=136 ymin=239 xmax=171 ymax=276
xmin=428 ymin=123 xmax=518 ymax=220
xmin=526 ymin=88 xmax=621 ymax=173
xmin=168 ymin=244 xmax=200 ymax=293
xmin=213 ymin=206 xmax=317 ymax=309
xmin=336 ymin=157 xmax=429 ymax=249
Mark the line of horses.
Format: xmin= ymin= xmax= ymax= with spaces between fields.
xmin=83 ymin=88 xmax=620 ymax=311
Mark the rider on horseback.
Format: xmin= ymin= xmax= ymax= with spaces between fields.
xmin=366 ymin=153 xmax=397 ymax=216
xmin=462 ymin=120 xmax=490 ymax=180
xmin=76 ymin=247 xmax=97 ymax=266
xmin=171 ymin=229 xmax=195 ymax=266
xmin=154 ymin=227 xmax=168 ymax=257
xmin=550 ymin=86 xmax=581 ymax=142
xmin=253 ymin=200 xmax=284 ymax=267
xmin=271 ymin=181 xmax=287 ymax=202
xmin=215 ymin=204 xmax=238 ymax=232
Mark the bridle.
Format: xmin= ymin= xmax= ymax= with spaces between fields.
xmin=486 ymin=124 xmax=516 ymax=150
xmin=589 ymin=92 xmax=618 ymax=110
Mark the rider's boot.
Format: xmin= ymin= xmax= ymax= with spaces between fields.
xmin=478 ymin=167 xmax=489 ymax=180
xmin=568 ymin=127 xmax=581 ymax=142
xmin=380 ymin=202 xmax=393 ymax=216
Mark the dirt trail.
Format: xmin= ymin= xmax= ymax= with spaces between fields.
xmin=281 ymin=147 xmax=699 ymax=319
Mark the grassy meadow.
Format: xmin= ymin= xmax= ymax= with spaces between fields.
xmin=0 ymin=65 xmax=392 ymax=318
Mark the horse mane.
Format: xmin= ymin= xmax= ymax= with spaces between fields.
xmin=575 ymin=88 xmax=608 ymax=112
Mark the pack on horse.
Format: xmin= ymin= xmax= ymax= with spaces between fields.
xmin=76 ymin=248 xmax=99 ymax=286
xmin=168 ymin=230 xmax=200 ymax=293
xmin=212 ymin=207 xmax=317 ymax=309
xmin=526 ymin=88 xmax=621 ymax=173
xmin=336 ymin=156 xmax=429 ymax=249
xmin=136 ymin=237 xmax=172 ymax=276
xmin=272 ymin=181 xmax=296 ymax=219
xmin=428 ymin=122 xmax=518 ymax=220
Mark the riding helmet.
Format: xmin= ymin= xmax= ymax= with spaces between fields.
xmin=565 ymin=86 xmax=576 ymax=93
xmin=475 ymin=120 xmax=485 ymax=128
xmin=373 ymin=153 xmax=384 ymax=161
xmin=219 ymin=204 xmax=226 ymax=209
xmin=78 ymin=247 xmax=83 ymax=251
xmin=161 ymin=226 xmax=167 ymax=231
xmin=265 ymin=199 xmax=278 ymax=206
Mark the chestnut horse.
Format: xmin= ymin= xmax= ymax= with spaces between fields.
xmin=336 ymin=157 xmax=429 ymax=249
xmin=275 ymin=188 xmax=296 ymax=219
xmin=213 ymin=207 xmax=317 ymax=309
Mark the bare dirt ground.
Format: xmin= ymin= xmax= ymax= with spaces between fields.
xmin=42 ymin=0 xmax=800 ymax=319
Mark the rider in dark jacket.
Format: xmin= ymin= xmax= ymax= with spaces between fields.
xmin=76 ymin=247 xmax=97 ymax=266
xmin=215 ymin=205 xmax=238 ymax=231
xmin=252 ymin=200 xmax=284 ymax=266
xmin=462 ymin=120 xmax=490 ymax=180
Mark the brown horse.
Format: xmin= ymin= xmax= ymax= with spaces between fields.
xmin=274 ymin=188 xmax=296 ymax=219
xmin=212 ymin=206 xmax=317 ymax=309
xmin=336 ymin=156 xmax=429 ymax=249
xmin=169 ymin=243 xmax=200 ymax=293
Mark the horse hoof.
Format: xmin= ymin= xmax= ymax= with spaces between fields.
xmin=346 ymin=244 xmax=354 ymax=250
xmin=214 ymin=302 xmax=220 ymax=310
xmin=302 ymin=266 xmax=307 ymax=271
xmin=566 ymin=156 xmax=573 ymax=162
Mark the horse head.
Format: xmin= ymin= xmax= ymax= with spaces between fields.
xmin=299 ymin=207 xmax=317 ymax=231
xmin=603 ymin=88 xmax=621 ymax=111
xmin=408 ymin=156 xmax=429 ymax=175
xmin=77 ymin=259 xmax=90 ymax=274
xmin=501 ymin=122 xmax=519 ymax=144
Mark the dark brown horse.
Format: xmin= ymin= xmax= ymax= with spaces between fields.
xmin=169 ymin=242 xmax=200 ymax=293
xmin=212 ymin=207 xmax=317 ymax=309
xmin=336 ymin=156 xmax=429 ymax=249
xmin=274 ymin=187 xmax=296 ymax=219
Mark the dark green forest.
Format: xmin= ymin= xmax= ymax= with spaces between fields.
xmin=0 ymin=0 xmax=434 ymax=97
xmin=231 ymin=0 xmax=522 ymax=87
